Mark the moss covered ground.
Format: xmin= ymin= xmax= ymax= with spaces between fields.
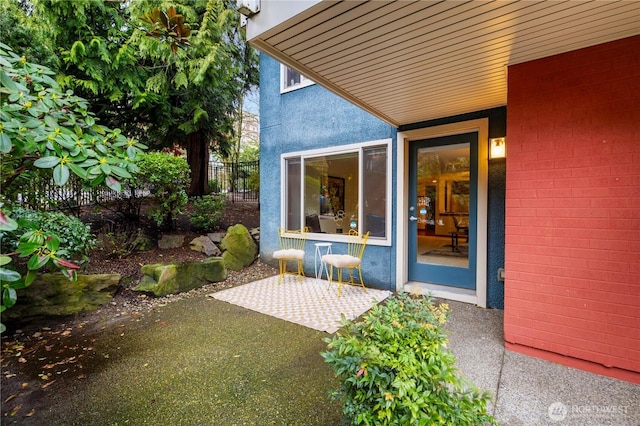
xmin=4 ymin=297 xmax=343 ymax=425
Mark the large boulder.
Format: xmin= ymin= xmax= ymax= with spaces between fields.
xmin=219 ymin=224 xmax=258 ymax=271
xmin=133 ymin=257 xmax=226 ymax=296
xmin=4 ymin=273 xmax=121 ymax=321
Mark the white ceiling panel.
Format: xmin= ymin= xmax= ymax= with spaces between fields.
xmin=249 ymin=0 xmax=640 ymax=126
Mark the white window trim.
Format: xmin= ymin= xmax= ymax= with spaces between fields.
xmin=280 ymin=64 xmax=315 ymax=94
xmin=280 ymin=139 xmax=392 ymax=247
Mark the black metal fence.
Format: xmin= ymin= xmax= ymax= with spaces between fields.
xmin=209 ymin=160 xmax=259 ymax=203
xmin=14 ymin=173 xmax=141 ymax=213
xmin=14 ymin=160 xmax=260 ymax=212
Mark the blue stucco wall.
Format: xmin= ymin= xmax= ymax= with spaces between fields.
xmin=260 ymin=53 xmax=507 ymax=306
xmin=259 ymin=54 xmax=398 ymax=291
xmin=487 ymin=160 xmax=506 ymax=309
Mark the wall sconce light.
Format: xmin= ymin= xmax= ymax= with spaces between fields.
xmin=490 ymin=137 xmax=506 ymax=159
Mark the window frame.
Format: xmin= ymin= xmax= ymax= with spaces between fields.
xmin=280 ymin=139 xmax=392 ymax=247
xmin=280 ymin=64 xmax=315 ymax=93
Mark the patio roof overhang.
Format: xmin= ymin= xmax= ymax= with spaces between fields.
xmin=244 ymin=0 xmax=640 ymax=127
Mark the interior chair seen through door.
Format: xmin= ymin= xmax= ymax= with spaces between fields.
xmin=272 ymin=227 xmax=307 ymax=284
xmin=450 ymin=216 xmax=469 ymax=252
xmin=321 ymin=230 xmax=370 ymax=296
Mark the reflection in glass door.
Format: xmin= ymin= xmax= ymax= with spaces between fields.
xmin=408 ymin=133 xmax=477 ymax=289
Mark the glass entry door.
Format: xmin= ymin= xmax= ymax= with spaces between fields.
xmin=408 ymin=133 xmax=477 ymax=289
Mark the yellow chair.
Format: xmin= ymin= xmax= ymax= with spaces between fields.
xmin=273 ymin=227 xmax=307 ymax=284
xmin=322 ymin=230 xmax=370 ymax=296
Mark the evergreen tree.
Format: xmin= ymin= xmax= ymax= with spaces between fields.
xmin=0 ymin=0 xmax=57 ymax=69
xmin=33 ymin=0 xmax=150 ymax=141
xmin=132 ymin=0 xmax=258 ymax=195
xmin=33 ymin=0 xmax=259 ymax=195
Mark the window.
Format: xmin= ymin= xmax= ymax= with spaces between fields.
xmin=280 ymin=65 xmax=314 ymax=93
xmin=282 ymin=139 xmax=391 ymax=244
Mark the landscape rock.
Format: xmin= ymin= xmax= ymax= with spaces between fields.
xmin=133 ymin=234 xmax=154 ymax=251
xmin=133 ymin=257 xmax=227 ymax=296
xmin=158 ymin=234 xmax=185 ymax=249
xmin=219 ymin=224 xmax=258 ymax=271
xmin=207 ymin=232 xmax=226 ymax=244
xmin=189 ymin=236 xmax=222 ymax=256
xmin=4 ymin=273 xmax=121 ymax=321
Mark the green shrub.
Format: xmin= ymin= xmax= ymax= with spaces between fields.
xmin=135 ymin=152 xmax=190 ymax=230
xmin=322 ymin=293 xmax=496 ymax=425
xmin=209 ymin=179 xmax=222 ymax=194
xmin=1 ymin=206 xmax=95 ymax=262
xmin=247 ymin=170 xmax=260 ymax=193
xmin=95 ymin=229 xmax=151 ymax=259
xmin=189 ymin=195 xmax=226 ymax=231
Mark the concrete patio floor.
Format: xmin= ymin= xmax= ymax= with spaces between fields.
xmin=9 ymin=285 xmax=638 ymax=425
xmin=444 ymin=300 xmax=639 ymax=425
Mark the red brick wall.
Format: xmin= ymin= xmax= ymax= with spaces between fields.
xmin=504 ymin=35 xmax=640 ymax=381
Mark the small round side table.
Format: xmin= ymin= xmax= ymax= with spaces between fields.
xmin=314 ymin=242 xmax=332 ymax=283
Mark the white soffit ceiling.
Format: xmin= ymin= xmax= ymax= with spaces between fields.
xmin=249 ymin=0 xmax=640 ymax=127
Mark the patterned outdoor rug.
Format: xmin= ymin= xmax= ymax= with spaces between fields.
xmin=209 ymin=275 xmax=392 ymax=333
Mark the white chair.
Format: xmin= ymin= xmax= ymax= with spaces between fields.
xmin=322 ymin=230 xmax=370 ymax=296
xmin=272 ymin=227 xmax=307 ymax=284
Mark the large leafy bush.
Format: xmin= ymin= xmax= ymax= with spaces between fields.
xmin=135 ymin=152 xmax=190 ymax=231
xmin=322 ymin=293 xmax=497 ymax=425
xmin=0 ymin=43 xmax=146 ymax=332
xmin=0 ymin=43 xmax=146 ymax=193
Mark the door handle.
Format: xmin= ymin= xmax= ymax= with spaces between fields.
xmin=409 ymin=216 xmax=418 ymax=222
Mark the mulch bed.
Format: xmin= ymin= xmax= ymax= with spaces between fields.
xmin=2 ymin=199 xmax=268 ymax=336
